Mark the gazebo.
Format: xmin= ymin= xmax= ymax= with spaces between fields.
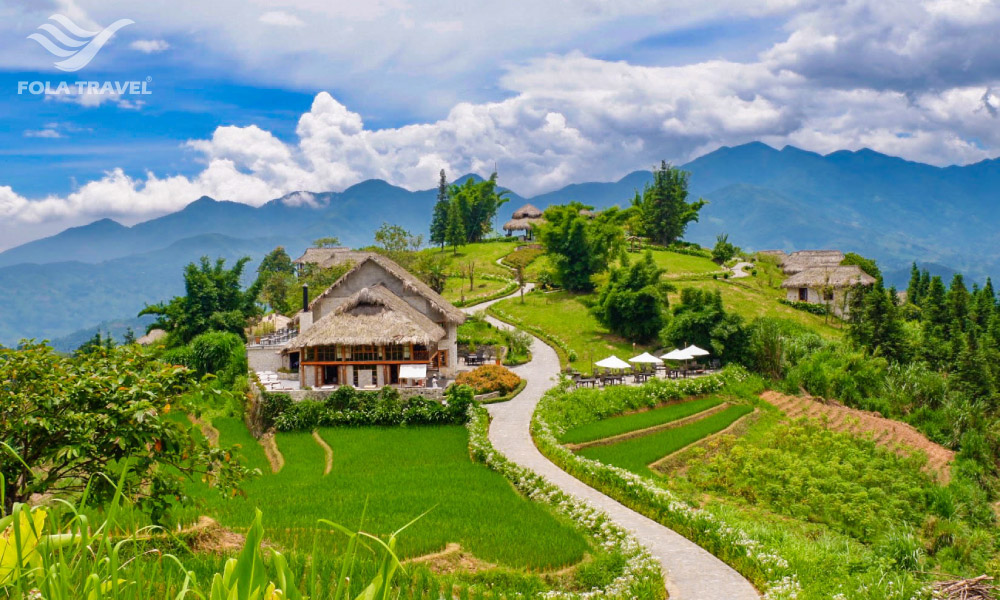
xmin=503 ymin=203 xmax=545 ymax=239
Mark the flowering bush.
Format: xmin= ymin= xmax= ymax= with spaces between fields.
xmin=456 ymin=364 xmax=522 ymax=395
xmin=465 ymin=406 xmax=666 ymax=599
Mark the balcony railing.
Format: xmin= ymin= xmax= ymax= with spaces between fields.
xmin=248 ymin=327 xmax=297 ymax=348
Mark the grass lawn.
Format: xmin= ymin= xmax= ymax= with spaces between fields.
xmin=183 ymin=419 xmax=589 ymax=574
xmin=419 ymin=240 xmax=520 ymax=279
xmin=627 ymin=249 xmax=719 ymax=276
xmin=578 ymin=404 xmax=753 ymax=477
xmin=524 ymin=253 xmax=553 ymax=282
xmin=491 ymin=291 xmax=650 ymax=374
xmin=559 ymin=396 xmax=726 ymax=444
xmin=439 ymin=274 xmax=511 ymax=304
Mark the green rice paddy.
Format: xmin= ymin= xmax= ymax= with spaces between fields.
xmin=577 ymin=404 xmax=753 ymax=477
xmin=559 ymin=396 xmax=726 ymax=444
xmin=183 ymin=419 xmax=588 ymax=571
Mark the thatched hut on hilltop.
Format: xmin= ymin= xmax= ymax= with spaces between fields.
xmin=503 ymin=203 xmax=545 ymax=239
xmin=781 ymin=265 xmax=876 ymax=317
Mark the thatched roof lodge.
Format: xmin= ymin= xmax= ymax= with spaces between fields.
xmin=503 ymin=203 xmax=545 ymax=238
xmin=781 ymin=265 xmax=877 ymax=316
xmin=780 ymin=250 xmax=845 ymax=275
xmin=284 ymin=252 xmax=465 ymax=389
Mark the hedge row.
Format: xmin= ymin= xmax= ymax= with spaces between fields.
xmin=260 ymin=384 xmax=476 ymax=431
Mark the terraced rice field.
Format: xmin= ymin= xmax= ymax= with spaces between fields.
xmin=559 ymin=396 xmax=726 ymax=445
xmin=762 ymin=390 xmax=954 ymax=482
xmin=182 ymin=419 xmax=589 ymax=572
xmin=571 ymin=398 xmax=754 ymax=478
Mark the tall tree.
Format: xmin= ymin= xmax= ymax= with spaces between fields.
xmin=258 ymin=246 xmax=295 ymax=275
xmin=906 ymin=262 xmax=922 ymax=305
xmin=593 ymin=251 xmax=668 ymax=343
xmin=445 ymin=200 xmax=466 ymax=254
xmin=312 ymin=236 xmax=341 ymax=248
xmin=632 ymin=161 xmax=706 ymax=246
xmin=448 ymin=173 xmax=509 ymax=243
xmin=848 ymin=281 xmax=908 ymax=362
xmin=430 ymin=169 xmax=450 ymax=249
xmin=139 ymin=256 xmax=262 ymax=345
xmin=537 ymin=203 xmax=625 ymax=292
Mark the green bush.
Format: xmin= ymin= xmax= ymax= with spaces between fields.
xmin=270 ymin=385 xmax=477 ymax=431
xmin=777 ymin=298 xmax=829 ymax=316
xmin=188 ymin=331 xmax=247 ymax=387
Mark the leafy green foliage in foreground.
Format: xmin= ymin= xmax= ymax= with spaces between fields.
xmin=176 ymin=419 xmax=590 ymax=594
xmin=578 ymin=405 xmax=752 ymax=477
xmin=559 ymin=395 xmax=726 ymax=445
xmin=0 ymin=342 xmax=248 ymax=519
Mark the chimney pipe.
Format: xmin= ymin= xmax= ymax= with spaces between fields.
xmin=302 ymin=284 xmax=309 ymax=312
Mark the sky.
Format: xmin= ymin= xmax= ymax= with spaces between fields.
xmin=1 ymin=0 xmax=999 ymax=250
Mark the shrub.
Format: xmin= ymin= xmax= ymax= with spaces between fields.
xmin=270 ymin=385 xmax=472 ymax=431
xmin=188 ymin=331 xmax=247 ymax=387
xmin=456 ymin=364 xmax=522 ymax=395
xmin=777 ymin=298 xmax=829 ymax=316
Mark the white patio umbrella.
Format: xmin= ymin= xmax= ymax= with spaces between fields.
xmin=594 ymin=355 xmax=631 ymax=370
xmin=684 ymin=344 xmax=710 ymax=357
xmin=660 ymin=348 xmax=694 ymax=361
xmin=628 ymin=352 xmax=663 ymax=364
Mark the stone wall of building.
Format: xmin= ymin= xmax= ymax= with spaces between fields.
xmin=248 ymin=346 xmax=285 ymax=373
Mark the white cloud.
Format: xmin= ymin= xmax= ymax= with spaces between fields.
xmin=2 ymin=0 xmax=1000 ymax=231
xmin=24 ymin=127 xmax=62 ymax=139
xmin=130 ymin=39 xmax=170 ymax=53
xmin=258 ymin=11 xmax=306 ymax=28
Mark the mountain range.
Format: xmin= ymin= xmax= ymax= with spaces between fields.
xmin=3 ymin=142 xmax=999 ymax=346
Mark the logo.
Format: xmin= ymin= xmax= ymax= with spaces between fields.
xmin=28 ymin=14 xmax=134 ymax=72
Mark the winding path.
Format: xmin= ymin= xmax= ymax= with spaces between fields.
xmin=462 ymin=291 xmax=759 ymax=600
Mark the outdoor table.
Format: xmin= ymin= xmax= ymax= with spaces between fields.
xmin=633 ymin=372 xmax=651 ymax=384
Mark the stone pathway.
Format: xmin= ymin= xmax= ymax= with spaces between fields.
xmin=461 ymin=291 xmax=760 ymax=600
xmin=730 ymin=261 xmax=754 ymax=278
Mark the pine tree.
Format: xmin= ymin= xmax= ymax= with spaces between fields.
xmin=906 ymin=262 xmax=922 ymax=305
xmin=445 ymin=199 xmax=466 ymax=254
xmin=948 ymin=273 xmax=970 ymax=336
xmin=632 ymin=161 xmax=706 ymax=246
xmin=430 ymin=169 xmax=450 ymax=249
xmin=849 ymin=282 xmax=908 ymax=362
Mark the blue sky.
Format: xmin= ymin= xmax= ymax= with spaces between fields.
xmin=1 ymin=0 xmax=999 ymax=250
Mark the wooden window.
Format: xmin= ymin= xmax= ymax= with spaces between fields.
xmin=798 ymin=287 xmax=808 ymax=301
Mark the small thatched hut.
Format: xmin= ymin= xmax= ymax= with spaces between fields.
xmin=503 ymin=203 xmax=545 ymax=239
xmin=781 ymin=265 xmax=876 ymax=316
xmin=781 ymin=250 xmax=845 ymax=275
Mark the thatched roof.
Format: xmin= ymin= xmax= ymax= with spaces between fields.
xmin=782 ymin=250 xmax=845 ymax=274
xmin=309 ymin=254 xmax=465 ymax=324
xmin=288 ymin=285 xmax=446 ymax=348
xmin=294 ymin=247 xmax=342 ymax=265
xmin=512 ymin=203 xmax=543 ymax=219
xmin=578 ymin=209 xmax=596 ymax=218
xmin=294 ymin=247 xmax=376 ymax=269
xmin=503 ymin=217 xmax=545 ymax=232
xmin=137 ymin=328 xmax=167 ymax=346
xmin=781 ymin=265 xmax=876 ymax=289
